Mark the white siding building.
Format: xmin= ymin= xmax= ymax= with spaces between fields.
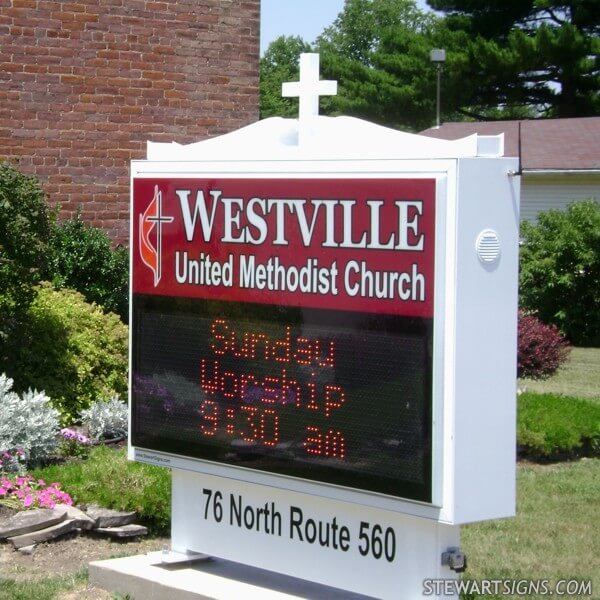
xmin=421 ymin=118 xmax=600 ymax=223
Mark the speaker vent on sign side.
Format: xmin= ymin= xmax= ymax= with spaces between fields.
xmin=476 ymin=229 xmax=501 ymax=265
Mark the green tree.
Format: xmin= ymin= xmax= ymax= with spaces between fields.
xmin=259 ymin=1 xmax=447 ymax=130
xmin=260 ymin=0 xmax=598 ymax=126
xmin=0 ymin=162 xmax=51 ymax=365
xmin=260 ymin=35 xmax=312 ymax=119
xmin=519 ymin=201 xmax=600 ymax=347
xmin=316 ymin=0 xmax=445 ymax=130
xmin=427 ymin=0 xmax=600 ymax=118
xmin=318 ymin=0 xmax=431 ymax=63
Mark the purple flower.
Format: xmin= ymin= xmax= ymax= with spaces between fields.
xmin=23 ymin=494 xmax=33 ymax=508
xmin=61 ymin=428 xmax=77 ymax=439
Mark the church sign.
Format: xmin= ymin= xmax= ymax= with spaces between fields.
xmin=129 ymin=54 xmax=519 ymax=598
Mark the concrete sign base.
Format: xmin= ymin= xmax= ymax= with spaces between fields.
xmin=89 ymin=551 xmax=376 ymax=600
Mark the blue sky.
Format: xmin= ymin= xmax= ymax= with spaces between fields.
xmin=260 ymin=0 xmax=345 ymax=54
xmin=260 ymin=0 xmax=431 ymax=54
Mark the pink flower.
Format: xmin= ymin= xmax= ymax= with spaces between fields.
xmin=0 ymin=475 xmax=73 ymax=510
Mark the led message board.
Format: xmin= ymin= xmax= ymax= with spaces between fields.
xmin=132 ymin=178 xmax=436 ymax=503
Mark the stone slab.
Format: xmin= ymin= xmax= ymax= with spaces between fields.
xmin=8 ymin=519 xmax=78 ymax=549
xmin=95 ymin=524 xmax=148 ymax=538
xmin=0 ymin=508 xmax=66 ymax=540
xmin=54 ymin=504 xmax=96 ymax=530
xmin=89 ymin=551 xmax=375 ymax=600
xmin=85 ymin=504 xmax=137 ymax=528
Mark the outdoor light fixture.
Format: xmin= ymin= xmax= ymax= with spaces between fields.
xmin=430 ymin=48 xmax=446 ymax=129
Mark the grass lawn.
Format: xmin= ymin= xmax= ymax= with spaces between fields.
xmin=462 ymin=458 xmax=600 ymax=599
xmin=0 ymin=571 xmax=87 ymax=600
xmin=519 ymin=347 xmax=600 ymax=401
xmin=29 ymin=445 xmax=171 ymax=534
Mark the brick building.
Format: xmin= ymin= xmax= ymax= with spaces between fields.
xmin=0 ymin=0 xmax=260 ymax=243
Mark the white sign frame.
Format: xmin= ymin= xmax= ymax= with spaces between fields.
xmin=129 ymin=112 xmax=519 ymax=598
xmin=130 ymin=154 xmax=518 ymax=526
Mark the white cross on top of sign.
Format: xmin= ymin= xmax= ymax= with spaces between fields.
xmin=282 ymin=53 xmax=337 ymax=124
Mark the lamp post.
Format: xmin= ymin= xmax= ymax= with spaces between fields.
xmin=430 ymin=48 xmax=446 ymax=129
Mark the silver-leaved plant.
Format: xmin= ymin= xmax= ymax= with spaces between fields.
xmin=0 ymin=373 xmax=60 ymax=468
xmin=81 ymin=396 xmax=128 ymax=441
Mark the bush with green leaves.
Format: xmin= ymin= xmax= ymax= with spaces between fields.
xmin=0 ymin=162 xmax=52 ymax=365
xmin=0 ymin=373 xmax=59 ymax=469
xmin=46 ymin=215 xmax=129 ymax=322
xmin=81 ymin=397 xmax=128 ymax=441
xmin=518 ymin=391 xmax=600 ymax=458
xmin=519 ymin=200 xmax=600 ymax=346
xmin=9 ymin=284 xmax=128 ymax=423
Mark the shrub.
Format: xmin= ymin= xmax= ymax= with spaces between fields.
xmin=0 ymin=162 xmax=52 ymax=365
xmin=518 ymin=311 xmax=571 ymax=379
xmin=9 ymin=284 xmax=128 ymax=423
xmin=81 ymin=397 xmax=128 ymax=441
xmin=517 ymin=391 xmax=600 ymax=458
xmin=0 ymin=373 xmax=60 ymax=469
xmin=519 ymin=200 xmax=600 ymax=346
xmin=46 ymin=215 xmax=129 ymax=322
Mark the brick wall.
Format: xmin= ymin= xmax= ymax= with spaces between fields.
xmin=0 ymin=0 xmax=260 ymax=243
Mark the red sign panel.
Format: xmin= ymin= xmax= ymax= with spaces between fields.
xmin=132 ymin=178 xmax=436 ymax=317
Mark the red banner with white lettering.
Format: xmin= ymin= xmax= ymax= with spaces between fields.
xmin=132 ymin=178 xmax=435 ymax=317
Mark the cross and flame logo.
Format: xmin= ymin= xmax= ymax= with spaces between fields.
xmin=139 ymin=185 xmax=174 ymax=287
